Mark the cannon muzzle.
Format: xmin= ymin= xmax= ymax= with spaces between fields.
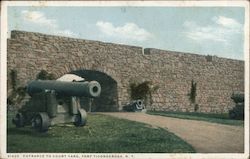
xmin=27 ymin=80 xmax=101 ymax=98
xmin=123 ymin=100 xmax=144 ymax=112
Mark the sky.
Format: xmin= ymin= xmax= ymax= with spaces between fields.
xmin=8 ymin=6 xmax=245 ymax=60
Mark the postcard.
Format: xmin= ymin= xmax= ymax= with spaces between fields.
xmin=1 ymin=1 xmax=249 ymax=159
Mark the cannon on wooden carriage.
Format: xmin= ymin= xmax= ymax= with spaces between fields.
xmin=123 ymin=100 xmax=145 ymax=112
xmin=12 ymin=80 xmax=101 ymax=132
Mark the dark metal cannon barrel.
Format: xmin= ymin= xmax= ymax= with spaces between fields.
xmin=27 ymin=80 xmax=101 ymax=98
xmin=123 ymin=100 xmax=144 ymax=112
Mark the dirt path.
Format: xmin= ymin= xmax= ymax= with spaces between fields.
xmin=100 ymin=112 xmax=244 ymax=153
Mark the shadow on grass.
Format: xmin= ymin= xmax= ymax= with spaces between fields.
xmin=8 ymin=127 xmax=53 ymax=138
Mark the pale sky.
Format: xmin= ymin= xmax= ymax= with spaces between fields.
xmin=8 ymin=6 xmax=245 ymax=60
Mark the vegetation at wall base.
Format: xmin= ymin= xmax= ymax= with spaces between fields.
xmin=10 ymin=69 xmax=18 ymax=90
xmin=189 ymin=80 xmax=197 ymax=104
xmin=7 ymin=113 xmax=195 ymax=153
xmin=36 ymin=70 xmax=56 ymax=80
xmin=229 ymin=103 xmax=244 ymax=120
xmin=7 ymin=70 xmax=27 ymax=107
xmin=129 ymin=81 xmax=159 ymax=107
xmin=188 ymin=80 xmax=198 ymax=112
xmin=229 ymin=93 xmax=244 ymax=120
xmin=147 ymin=111 xmax=244 ymax=126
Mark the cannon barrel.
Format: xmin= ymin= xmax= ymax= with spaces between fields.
xmin=27 ymin=80 xmax=101 ymax=98
xmin=123 ymin=100 xmax=144 ymax=112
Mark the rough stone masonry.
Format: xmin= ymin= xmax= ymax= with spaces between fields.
xmin=7 ymin=30 xmax=244 ymax=113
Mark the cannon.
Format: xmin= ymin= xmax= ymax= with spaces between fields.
xmin=12 ymin=80 xmax=101 ymax=132
xmin=123 ymin=100 xmax=145 ymax=112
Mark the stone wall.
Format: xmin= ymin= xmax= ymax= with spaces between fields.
xmin=7 ymin=30 xmax=244 ymax=113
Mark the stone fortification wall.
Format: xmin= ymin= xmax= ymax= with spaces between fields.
xmin=144 ymin=49 xmax=244 ymax=112
xmin=7 ymin=30 xmax=244 ymax=113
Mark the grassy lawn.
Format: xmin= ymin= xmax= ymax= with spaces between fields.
xmin=7 ymin=112 xmax=195 ymax=153
xmin=147 ymin=111 xmax=244 ymax=126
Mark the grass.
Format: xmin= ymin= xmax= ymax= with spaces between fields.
xmin=7 ymin=112 xmax=195 ymax=153
xmin=147 ymin=111 xmax=244 ymax=126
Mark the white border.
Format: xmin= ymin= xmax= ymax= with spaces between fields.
xmin=4 ymin=1 xmax=250 ymax=7
xmin=1 ymin=0 xmax=8 ymax=158
xmin=1 ymin=1 xmax=249 ymax=159
xmin=244 ymin=0 xmax=250 ymax=156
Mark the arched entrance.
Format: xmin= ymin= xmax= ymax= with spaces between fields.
xmin=70 ymin=69 xmax=118 ymax=112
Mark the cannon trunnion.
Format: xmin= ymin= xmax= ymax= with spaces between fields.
xmin=12 ymin=80 xmax=101 ymax=132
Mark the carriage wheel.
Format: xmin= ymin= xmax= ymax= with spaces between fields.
xmin=32 ymin=112 xmax=50 ymax=132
